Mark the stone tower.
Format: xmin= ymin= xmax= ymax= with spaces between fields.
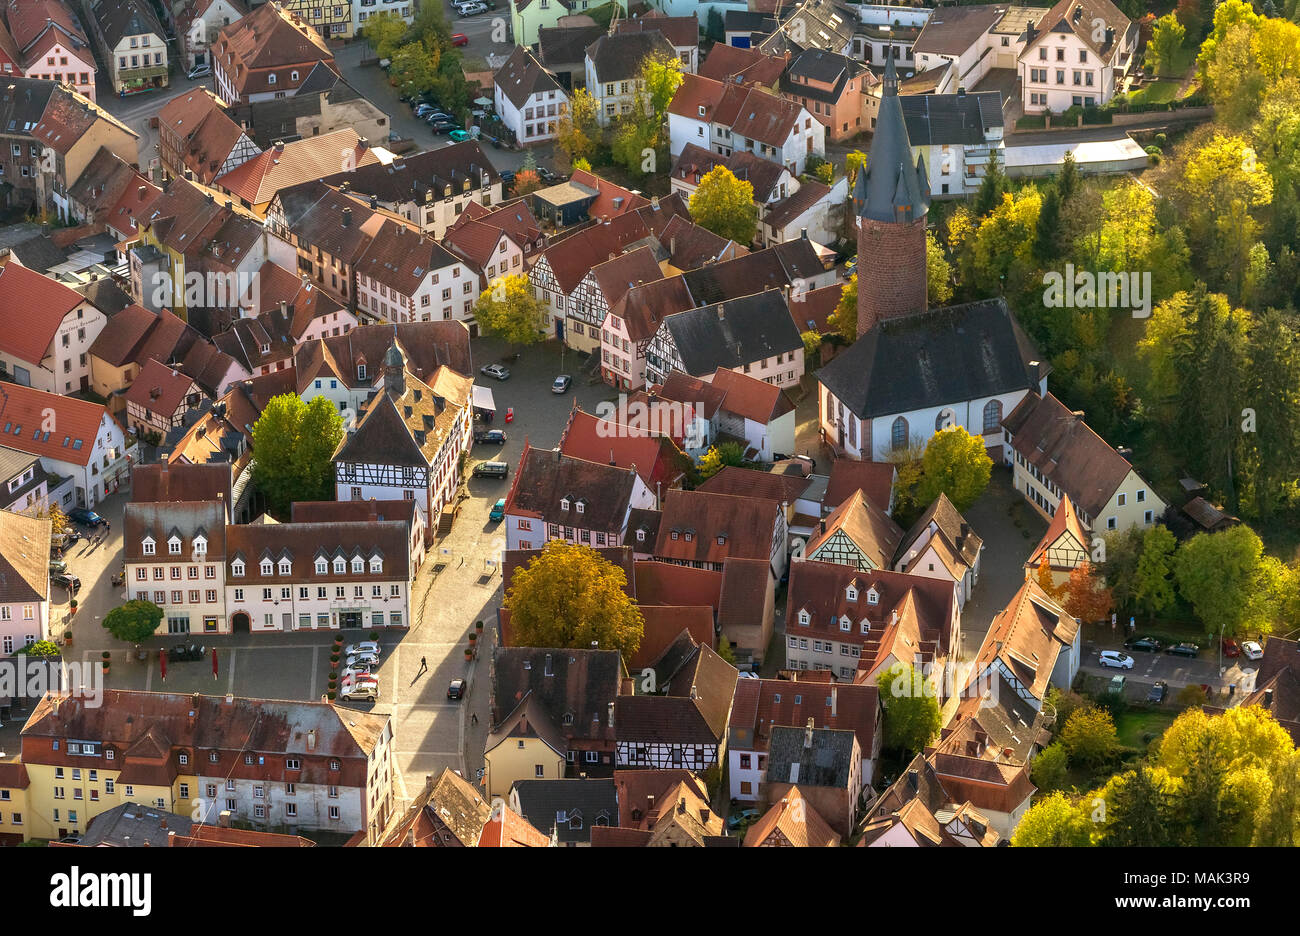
xmin=852 ymin=54 xmax=930 ymax=338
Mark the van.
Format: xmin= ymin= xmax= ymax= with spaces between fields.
xmin=473 ymin=461 xmax=509 ymax=479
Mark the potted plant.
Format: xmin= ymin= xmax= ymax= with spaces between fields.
xmin=475 ymin=620 xmax=484 ymax=633
xmin=68 ymin=598 xmax=78 ymax=615
xmin=369 ymin=630 xmax=379 ymax=642
xmin=64 ymin=628 xmax=73 ymax=645
xmin=468 ymin=631 xmax=478 ymax=645
xmin=327 ymin=690 xmax=337 ymax=700
xmin=464 ymin=646 xmax=474 ymax=661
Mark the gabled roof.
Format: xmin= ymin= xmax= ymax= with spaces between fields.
xmin=510 ymin=778 xmax=617 ymax=845
xmin=1002 ymin=391 xmax=1145 ymax=519
xmin=382 ymin=767 xmax=491 ymax=847
xmin=537 ymin=23 xmax=606 ymax=68
xmin=766 ymin=723 xmax=858 ymax=789
xmin=681 ymin=239 xmax=824 ymax=306
xmin=609 ymin=274 xmax=695 ymax=342
xmin=216 ymin=130 xmax=383 ymax=206
xmin=615 ymin=642 xmax=737 ymax=743
xmin=353 ymin=217 xmax=463 ymax=298
xmin=212 ymin=1 xmax=335 ymax=99
xmin=0 ymin=381 xmax=110 ymax=467
xmin=0 ymin=507 xmax=50 ymax=603
xmin=913 ymin=3 xmax=1008 ymax=56
xmin=707 ymin=366 xmax=796 ymax=424
xmin=585 ymin=30 xmax=675 ymax=84
xmin=659 ymin=290 xmax=802 ymax=376
xmin=0 ymin=261 xmax=87 ymax=365
xmin=1024 ymin=0 xmax=1132 ymax=62
xmin=319 ymin=141 xmax=500 ymax=206
xmin=133 ymin=463 xmax=231 ymax=506
xmin=555 ymin=407 xmax=686 ymax=490
xmin=591 ymin=245 xmax=664 ymax=308
xmin=817 ymin=298 xmax=1046 ymax=421
xmin=759 ymin=0 xmax=857 ymax=55
xmin=494 ymin=44 xmax=562 ymax=110
xmin=698 ymin=43 xmax=787 ymax=87
xmin=729 ymin=677 xmax=878 ymax=757
xmin=698 ymin=465 xmax=809 ymax=505
xmin=655 ymin=488 xmax=778 ymax=566
xmin=613 ymin=11 xmax=699 ymax=48
xmin=477 ymin=801 xmax=552 ymax=847
xmin=659 ymin=213 xmax=744 ymax=271
xmin=5 ymin=0 xmax=89 ymax=62
xmin=334 ymin=360 xmax=470 ymax=469
xmin=901 ymin=91 xmax=1004 ymax=146
xmin=123 ymin=358 xmax=204 ymax=417
xmin=503 ymin=444 xmax=641 ymax=532
xmin=489 ymin=647 xmax=622 ymax=750
xmin=895 ymin=493 xmax=982 ymax=573
xmin=743 ymin=785 xmax=840 ymax=846
xmin=87 ymin=0 xmax=164 ymax=48
xmin=1026 ymin=493 xmax=1090 ymax=571
xmin=569 ymin=168 xmax=652 ymax=221
xmin=968 ymin=579 xmax=1078 ymax=703
xmin=634 ymin=559 xmax=724 ymax=610
xmin=807 ymin=488 xmax=903 ymax=570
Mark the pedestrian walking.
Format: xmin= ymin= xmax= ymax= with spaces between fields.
xmin=419 ymin=655 xmax=428 ymax=674
xmin=471 ymin=712 xmax=478 ymax=725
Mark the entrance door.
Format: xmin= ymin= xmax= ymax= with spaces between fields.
xmin=339 ymin=611 xmax=362 ymax=629
xmin=231 ymin=612 xmax=250 ymax=633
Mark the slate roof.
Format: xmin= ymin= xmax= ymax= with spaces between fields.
xmin=510 ymin=778 xmax=617 ymax=845
xmin=660 ymin=290 xmax=802 ymax=376
xmin=766 ymin=723 xmax=858 ymax=788
xmin=817 ymin=298 xmax=1045 ymax=420
xmin=87 ymin=0 xmax=163 ymax=48
xmin=901 ymin=91 xmax=1004 ymax=146
xmin=780 ymin=47 xmax=870 ymax=104
xmin=1001 ymin=391 xmax=1140 ymax=520
xmin=537 ymin=24 xmax=607 ymax=67
xmin=489 ymin=647 xmax=622 ymax=751
xmin=495 ymin=45 xmax=561 ymax=110
xmin=585 ymin=31 xmax=675 ymax=84
xmin=759 ymin=0 xmax=857 ymax=54
xmin=318 ymin=141 xmax=500 ymax=206
xmin=681 ymin=239 xmax=823 ymax=305
xmin=913 ymin=3 xmax=1008 ymax=56
xmin=853 ymin=55 xmax=928 ymax=225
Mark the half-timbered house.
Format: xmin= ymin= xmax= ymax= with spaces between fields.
xmin=804 ymin=488 xmax=903 ymax=572
xmin=1023 ymin=493 xmax=1090 ymax=588
xmin=964 ymin=579 xmax=1080 ymax=711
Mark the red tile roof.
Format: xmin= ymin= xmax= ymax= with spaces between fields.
xmin=730 ymin=676 xmax=879 ymax=756
xmin=216 ymin=131 xmax=382 ymax=206
xmin=707 ymin=366 xmax=796 ymax=424
xmin=698 ymin=43 xmax=788 ymax=86
xmin=611 ymin=274 xmax=695 ymax=342
xmin=556 ymin=407 xmax=687 ymax=490
xmin=654 ymin=488 xmax=779 ymax=566
xmin=569 ymin=168 xmax=650 ymax=220
xmin=0 ymin=262 xmax=87 ymax=364
xmin=743 ymin=785 xmax=839 ymax=846
xmin=0 ymin=381 xmax=111 ymax=466
xmin=630 ymin=607 xmax=716 ymax=672
xmin=123 ymin=358 xmax=203 ymax=419
xmin=477 ymin=803 xmax=552 ymax=847
xmin=823 ymin=458 xmax=896 ymax=514
xmin=634 ymin=559 xmax=723 ymax=611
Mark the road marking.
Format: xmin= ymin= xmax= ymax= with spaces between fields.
xmin=393 ymin=703 xmax=462 ymax=711
xmin=226 ymin=648 xmax=237 ymax=693
xmin=309 ymin=645 xmax=319 ymax=700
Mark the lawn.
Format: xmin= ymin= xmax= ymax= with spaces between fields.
xmin=1115 ymin=709 xmax=1177 ymax=751
xmin=1126 ymin=80 xmax=1179 ymax=107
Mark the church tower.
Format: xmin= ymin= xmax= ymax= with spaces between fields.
xmin=852 ymin=54 xmax=930 ymax=337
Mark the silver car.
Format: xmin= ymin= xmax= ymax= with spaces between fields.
xmin=1099 ymin=650 xmax=1134 ymax=670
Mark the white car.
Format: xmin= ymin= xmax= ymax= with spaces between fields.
xmin=1099 ymin=650 xmax=1135 ymax=670
xmin=346 ymin=651 xmax=381 ymax=668
xmin=187 ymin=62 xmax=211 ymax=80
xmin=345 ymin=641 xmax=381 ymax=657
xmin=340 ymin=665 xmax=375 ymax=681
xmin=457 ymin=1 xmax=488 ymax=14
xmin=340 ymin=680 xmax=379 ymax=701
xmin=1242 ymin=640 xmax=1264 ymax=661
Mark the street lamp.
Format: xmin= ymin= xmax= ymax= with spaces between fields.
xmin=1218 ymin=620 xmax=1226 ymax=680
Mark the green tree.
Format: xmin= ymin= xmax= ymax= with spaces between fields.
xmin=969 ymin=187 xmax=1042 ymax=295
xmin=389 ymin=40 xmax=439 ymax=99
xmin=688 ymin=166 xmax=758 ymax=245
xmin=1148 ymin=13 xmax=1187 ymax=76
xmin=828 ymin=273 xmax=857 ymax=342
xmin=1174 ymin=525 xmax=1266 ymax=636
xmin=1243 ymin=308 xmax=1300 ymax=518
xmin=17 ymin=640 xmax=60 ymax=658
xmin=103 ymin=600 xmax=165 ymax=643
xmin=1056 ymin=149 xmax=1080 ymax=204
xmin=1097 ymin=179 xmax=1157 ymax=272
xmin=973 ymin=147 xmax=1007 ymax=217
xmin=362 ymin=10 xmax=409 ymax=60
xmin=1095 ymin=766 xmax=1183 ymax=846
xmin=473 ymin=273 xmax=547 ymax=347
xmin=696 ymin=441 xmax=745 ymax=481
xmin=1034 ymin=185 xmax=1063 ymax=263
xmin=251 ymin=394 xmax=345 ymax=518
xmin=1061 ymin=705 xmax=1119 ymax=767
xmin=1132 ymin=525 xmax=1178 ymax=619
xmin=875 ymin=662 xmax=942 ymax=757
xmin=553 ymin=88 xmax=598 ymax=171
xmin=1032 ymin=742 xmax=1070 ymax=793
xmin=1012 ymin=792 xmax=1094 ymax=846
xmin=504 ymin=542 xmax=645 ymax=658
xmin=926 ymin=230 xmax=953 ymax=305
xmin=913 ymin=426 xmax=992 ymax=512
xmin=800 ymin=330 xmax=823 ymax=370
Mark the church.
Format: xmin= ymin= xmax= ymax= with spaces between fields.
xmin=816 ymin=56 xmax=1048 ymax=463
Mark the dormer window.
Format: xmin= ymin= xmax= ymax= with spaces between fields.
xmin=194 ymin=536 xmax=207 ymax=555
xmin=278 ymin=559 xmax=291 ymax=575
xmin=717 ymin=535 xmax=726 ymax=545
xmin=575 ymin=501 xmax=585 ymax=514
xmin=861 ymin=621 xmax=870 ymax=634
xmin=352 ymin=557 xmax=364 ymax=573
xmin=232 ymin=560 xmax=245 ymax=576
xmin=370 ymin=557 xmax=382 ymax=573
xmin=357 ymin=364 xmax=367 ymax=381
xmin=840 ymin=615 xmax=851 ymax=631
xmin=798 ymin=609 xmax=810 ymax=626
xmin=142 ymin=536 xmax=155 ymax=556
xmin=670 ymin=530 xmax=679 ymax=540
xmin=168 ymin=536 xmax=182 ymax=555
xmin=316 ymin=559 xmax=328 ymax=574
xmin=684 ymin=532 xmax=693 ymax=542
xmin=267 ymin=73 xmax=276 ymax=85
xmin=866 ymin=587 xmax=880 ymax=606
xmin=260 ymin=560 xmax=273 ymax=576
xmin=560 ymin=497 xmax=570 ymax=511
xmin=636 ymin=529 xmax=645 ymax=542
xmin=334 ymin=558 xmax=346 ymax=574
xmin=846 ymin=585 xmax=857 ymax=601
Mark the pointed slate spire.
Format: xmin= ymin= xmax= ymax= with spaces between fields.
xmin=382 ymin=340 xmax=406 ymax=398
xmin=858 ymin=53 xmax=928 ymax=224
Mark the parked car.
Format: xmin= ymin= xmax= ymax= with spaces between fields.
xmin=449 ymin=129 xmax=471 ymax=142
xmin=489 ymin=498 xmax=506 ymax=522
xmin=430 ymin=121 xmax=458 ymax=134
xmin=1221 ymin=637 xmax=1241 ymax=658
xmin=536 ymin=166 xmax=565 ymax=184
xmin=52 ymin=572 xmax=80 ymax=592
xmin=845 ymin=255 xmax=858 ymax=277
xmin=451 ymin=32 xmax=469 ymax=46
xmin=340 ymin=680 xmax=379 ymax=702
xmin=1147 ymin=680 xmax=1168 ymax=703
xmin=345 ymin=640 xmax=381 ymax=657
xmin=1108 ymin=674 xmax=1127 ymax=695
xmin=187 ymin=62 xmax=211 ymax=80
xmin=447 ymin=678 xmax=466 ymax=700
xmin=480 ymin=363 xmax=510 ymax=381
xmin=341 ymin=665 xmax=375 ymax=682
xmin=48 ymin=558 xmax=67 ymax=574
xmin=457 ymin=1 xmax=488 ymax=15
xmin=475 ymin=429 xmax=507 ymax=445
xmin=1243 ymin=640 xmax=1264 ymax=661
xmin=424 ymin=110 xmax=454 ymax=123
xmin=68 ymin=507 xmax=106 ymax=527
xmin=1167 ymin=642 xmax=1200 ymax=658
xmin=1099 ymin=650 xmax=1134 ymax=669
xmin=726 ymin=808 xmax=760 ymax=830
xmin=414 ymin=103 xmax=436 ymax=117
xmin=473 ymin=461 xmax=509 ymax=479
xmin=1124 ymin=636 xmax=1162 ymax=652
xmin=551 ymin=374 xmax=572 ymax=394
xmin=499 ymin=169 xmax=515 ymax=185
xmin=171 ymin=643 xmax=206 ymax=662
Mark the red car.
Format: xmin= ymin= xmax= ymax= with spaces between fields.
xmin=451 ymin=33 xmax=469 ymax=46
xmin=1222 ymin=638 xmax=1241 ymax=658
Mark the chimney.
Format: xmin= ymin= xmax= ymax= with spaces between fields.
xmin=167 ymin=830 xmax=176 ymax=846
xmin=1265 ymin=688 xmax=1275 ymax=707
xmin=804 ymin=716 xmax=814 ymax=748
xmin=800 ymin=227 xmax=808 ymax=240
xmin=280 ymin=299 xmax=288 ymax=318
xmin=717 ymin=304 xmax=725 ymax=321
xmin=957 ymin=86 xmax=966 ymax=96
xmin=224 ymin=693 xmax=234 ymax=705
xmin=218 ymin=809 xmax=232 ymax=828
xmin=370 ymin=194 xmax=378 ymax=209
xmin=544 ymin=653 xmax=553 ymax=676
xmin=831 ymin=687 xmax=837 ymax=717
xmin=138 ymin=185 xmax=147 ymax=199
xmin=160 ymin=817 xmax=167 ymax=830
xmin=607 ymin=701 xmax=615 ymax=727
xmin=700 ymin=807 xmax=710 ymax=823
xmin=274 ymin=140 xmax=285 ymax=153
xmin=819 ymin=517 xmax=826 ymax=534
xmin=907 ymin=769 xmax=919 ymax=792
xmin=341 ymin=207 xmax=352 ymax=227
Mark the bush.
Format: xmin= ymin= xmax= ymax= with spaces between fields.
xmin=369 ymin=630 xmax=379 ymax=641
xmin=1032 ymin=742 xmax=1070 ymax=792
xmin=1154 ymin=132 xmax=1167 ymax=147
xmin=19 ymin=640 xmax=61 ymax=658
xmin=1061 ymin=705 xmax=1119 ymax=767
xmin=1016 ymin=114 xmax=1046 ymax=130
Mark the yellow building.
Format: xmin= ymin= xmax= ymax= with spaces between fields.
xmin=0 ymin=761 xmax=31 ymax=843
xmin=483 ymin=696 xmax=567 ymax=800
xmin=282 ymin=0 xmax=354 ymax=40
